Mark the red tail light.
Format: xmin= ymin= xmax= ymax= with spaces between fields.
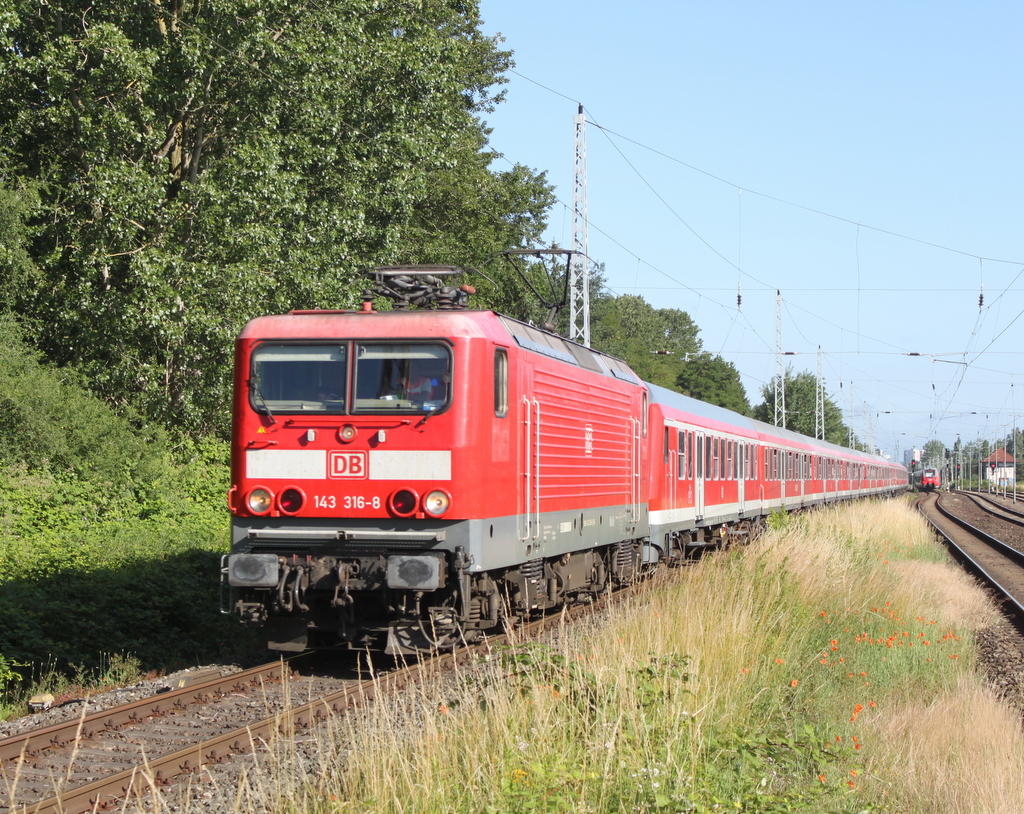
xmin=279 ymin=487 xmax=305 ymax=514
xmin=388 ymin=488 xmax=419 ymax=517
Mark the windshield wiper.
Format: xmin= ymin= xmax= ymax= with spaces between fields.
xmin=250 ymin=381 xmax=277 ymax=424
xmin=416 ymin=405 xmax=437 ymax=427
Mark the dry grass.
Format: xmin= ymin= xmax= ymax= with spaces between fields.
xmin=862 ymin=677 xmax=1024 ymax=814
xmin=133 ymin=498 xmax=1024 ymax=812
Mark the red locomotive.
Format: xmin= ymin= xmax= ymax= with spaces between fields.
xmin=222 ymin=268 xmax=907 ymax=654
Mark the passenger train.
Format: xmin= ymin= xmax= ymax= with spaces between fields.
xmin=222 ymin=270 xmax=906 ymax=654
xmin=911 ymin=466 xmax=941 ymax=492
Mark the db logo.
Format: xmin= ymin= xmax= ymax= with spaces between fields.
xmin=329 ymin=451 xmax=367 ymax=479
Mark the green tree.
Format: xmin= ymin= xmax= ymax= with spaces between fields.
xmin=0 ymin=0 xmax=552 ymax=434
xmin=922 ymin=439 xmax=947 ymax=468
xmin=591 ymin=294 xmax=701 ymax=389
xmin=0 ymin=183 xmax=38 ymax=286
xmin=752 ymin=367 xmax=851 ymax=445
xmin=676 ymin=353 xmax=750 ymax=415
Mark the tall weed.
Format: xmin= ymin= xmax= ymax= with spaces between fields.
xmin=250 ymin=499 xmax=1019 ymax=814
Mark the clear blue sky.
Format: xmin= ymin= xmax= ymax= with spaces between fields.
xmin=478 ymin=0 xmax=1024 ymax=460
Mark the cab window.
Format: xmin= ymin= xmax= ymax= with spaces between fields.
xmin=250 ymin=344 xmax=348 ymax=414
xmin=353 ymin=343 xmax=451 ymax=413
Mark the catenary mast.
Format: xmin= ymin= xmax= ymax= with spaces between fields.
xmin=570 ymin=104 xmax=590 ymax=346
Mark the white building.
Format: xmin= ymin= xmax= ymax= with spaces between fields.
xmin=982 ymin=448 xmax=1016 ymax=486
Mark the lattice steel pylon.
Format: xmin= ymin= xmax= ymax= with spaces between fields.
xmin=569 ymin=104 xmax=590 ymax=347
xmin=774 ymin=291 xmax=786 ymax=428
xmin=816 ymin=346 xmax=825 ymax=440
xmin=848 ymin=381 xmax=856 ymax=448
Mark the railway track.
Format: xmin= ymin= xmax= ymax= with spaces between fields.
xmin=0 ymin=582 xmax=633 ymax=813
xmin=957 ymin=489 xmax=1024 ymax=526
xmin=918 ymin=491 xmax=1024 ymax=617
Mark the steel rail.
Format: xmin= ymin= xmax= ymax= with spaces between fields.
xmin=921 ymin=493 xmax=1024 ymax=618
xmin=0 ymin=661 xmax=291 ymax=767
xmin=4 ymin=582 xmax=633 ymax=813
xmin=956 ymin=489 xmax=1024 ymax=526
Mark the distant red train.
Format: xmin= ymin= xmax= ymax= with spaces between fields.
xmin=912 ymin=467 xmax=941 ymax=492
xmin=222 ymin=270 xmax=907 ymax=654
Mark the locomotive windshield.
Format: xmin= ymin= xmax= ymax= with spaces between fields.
xmin=250 ymin=344 xmax=348 ymax=413
xmin=249 ymin=342 xmax=451 ymax=415
xmin=353 ymin=343 xmax=450 ymax=413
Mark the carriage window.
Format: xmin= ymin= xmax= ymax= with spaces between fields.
xmin=677 ymin=430 xmax=686 ymax=479
xmin=354 ymin=343 xmax=451 ymax=413
xmin=664 ymin=427 xmax=670 ymax=465
xmin=250 ymin=344 xmax=348 ymax=414
xmin=494 ymin=348 xmax=508 ymax=417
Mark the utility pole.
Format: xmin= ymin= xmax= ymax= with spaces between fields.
xmin=774 ymin=291 xmax=785 ymax=428
xmin=569 ymin=104 xmax=590 ymax=347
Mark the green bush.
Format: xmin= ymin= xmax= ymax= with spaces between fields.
xmin=0 ymin=316 xmax=248 ymax=690
xmin=0 ymin=313 xmax=165 ymax=490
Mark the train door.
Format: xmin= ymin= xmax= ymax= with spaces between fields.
xmin=662 ymin=425 xmax=675 ymax=515
xmin=694 ymin=431 xmax=706 ymax=522
xmin=737 ymin=441 xmax=746 ymax=515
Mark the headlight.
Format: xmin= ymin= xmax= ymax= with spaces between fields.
xmin=422 ymin=489 xmax=451 ymax=517
xmin=338 ymin=424 xmax=357 ymax=443
xmin=247 ymin=487 xmax=274 ymax=515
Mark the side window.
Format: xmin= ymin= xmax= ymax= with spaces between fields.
xmin=494 ymin=348 xmax=508 ymax=417
xmin=677 ymin=430 xmax=686 ymax=479
xmin=664 ymin=426 xmax=670 ymax=465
